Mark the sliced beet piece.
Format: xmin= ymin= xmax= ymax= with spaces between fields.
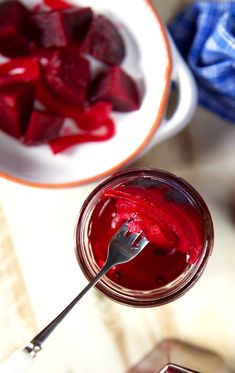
xmin=36 ymin=79 xmax=113 ymax=132
xmin=42 ymin=48 xmax=90 ymax=105
xmin=104 ymin=187 xmax=204 ymax=264
xmin=0 ymin=0 xmax=32 ymax=57
xmin=49 ymin=117 xmax=115 ymax=154
xmin=104 ymin=188 xmax=179 ymax=249
xmin=0 ymin=57 xmax=40 ymax=87
xmin=31 ymin=7 xmax=93 ymax=48
xmin=23 ymin=110 xmax=64 ymax=145
xmin=0 ymin=83 xmax=34 ymax=139
xmin=43 ymin=0 xmax=71 ymax=10
xmin=82 ymin=15 xmax=125 ymax=65
xmin=36 ymin=78 xmax=84 ymax=119
xmin=75 ymin=101 xmax=112 ymax=131
xmin=90 ymin=66 xmax=141 ymax=112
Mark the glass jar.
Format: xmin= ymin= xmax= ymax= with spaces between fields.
xmin=75 ymin=168 xmax=214 ymax=307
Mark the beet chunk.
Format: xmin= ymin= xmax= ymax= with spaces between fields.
xmin=82 ymin=15 xmax=125 ymax=65
xmin=0 ymin=57 xmax=40 ymax=87
xmin=90 ymin=66 xmax=140 ymax=112
xmin=31 ymin=10 xmax=70 ymax=48
xmin=31 ymin=7 xmax=93 ymax=48
xmin=63 ymin=7 xmax=93 ymax=44
xmin=23 ymin=110 xmax=64 ymax=145
xmin=43 ymin=48 xmax=90 ymax=105
xmin=0 ymin=83 xmax=34 ymax=139
xmin=0 ymin=0 xmax=32 ymax=57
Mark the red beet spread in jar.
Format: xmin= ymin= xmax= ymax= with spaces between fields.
xmin=87 ymin=177 xmax=204 ymax=291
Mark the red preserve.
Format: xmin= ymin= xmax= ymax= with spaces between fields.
xmin=75 ymin=169 xmax=214 ymax=307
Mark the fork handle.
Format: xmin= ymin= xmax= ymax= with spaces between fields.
xmin=27 ymin=261 xmax=112 ymax=353
xmin=0 ymin=263 xmax=112 ymax=373
xmin=0 ymin=350 xmax=34 ymax=373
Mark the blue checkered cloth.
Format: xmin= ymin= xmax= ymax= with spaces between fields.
xmin=168 ymin=1 xmax=235 ymax=124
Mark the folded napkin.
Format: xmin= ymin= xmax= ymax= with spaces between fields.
xmin=168 ymin=1 xmax=235 ymax=124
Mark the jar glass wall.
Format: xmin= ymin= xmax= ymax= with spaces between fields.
xmin=75 ymin=168 xmax=214 ymax=307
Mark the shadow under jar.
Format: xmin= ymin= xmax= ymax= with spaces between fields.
xmin=75 ymin=168 xmax=214 ymax=307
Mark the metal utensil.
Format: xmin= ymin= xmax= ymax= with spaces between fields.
xmin=0 ymin=221 xmax=149 ymax=373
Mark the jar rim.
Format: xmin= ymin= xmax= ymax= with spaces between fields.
xmin=75 ymin=168 xmax=214 ymax=307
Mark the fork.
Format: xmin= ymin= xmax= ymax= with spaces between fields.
xmin=0 ymin=221 xmax=149 ymax=373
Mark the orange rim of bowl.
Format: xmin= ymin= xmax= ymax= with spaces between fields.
xmin=0 ymin=0 xmax=172 ymax=189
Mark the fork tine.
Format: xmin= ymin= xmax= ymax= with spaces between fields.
xmin=127 ymin=232 xmax=141 ymax=243
xmin=136 ymin=237 xmax=149 ymax=250
xmin=116 ymin=222 xmax=129 ymax=236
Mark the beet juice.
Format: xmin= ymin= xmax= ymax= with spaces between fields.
xmin=76 ymin=168 xmax=214 ymax=307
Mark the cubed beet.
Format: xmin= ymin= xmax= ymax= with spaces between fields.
xmin=31 ymin=6 xmax=93 ymax=48
xmin=23 ymin=110 xmax=64 ymax=145
xmin=31 ymin=10 xmax=70 ymax=48
xmin=0 ymin=82 xmax=34 ymax=138
xmin=0 ymin=57 xmax=40 ymax=86
xmin=82 ymin=15 xmax=126 ymax=65
xmin=89 ymin=66 xmax=140 ymax=112
xmin=0 ymin=0 xmax=32 ymax=57
xmin=63 ymin=7 xmax=93 ymax=44
xmin=42 ymin=47 xmax=90 ymax=105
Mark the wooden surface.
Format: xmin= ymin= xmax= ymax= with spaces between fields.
xmin=0 ymin=1 xmax=235 ymax=372
xmin=0 ymin=208 xmax=36 ymax=362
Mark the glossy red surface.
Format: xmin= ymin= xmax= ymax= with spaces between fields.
xmin=87 ymin=178 xmax=204 ymax=291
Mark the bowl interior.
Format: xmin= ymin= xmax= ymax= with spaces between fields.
xmin=0 ymin=0 xmax=171 ymax=187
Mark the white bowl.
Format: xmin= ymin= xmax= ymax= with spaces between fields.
xmin=0 ymin=0 xmax=197 ymax=188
